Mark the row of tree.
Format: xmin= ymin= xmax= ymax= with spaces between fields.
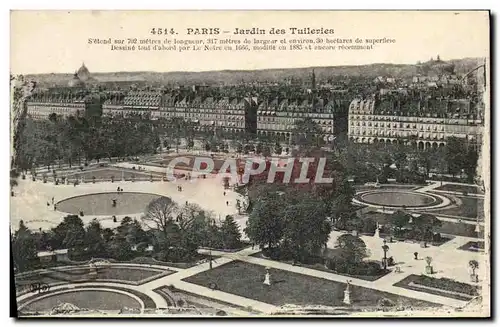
xmin=336 ymin=137 xmax=479 ymax=183
xmin=15 ymin=114 xmax=162 ymax=171
xmin=12 ymin=197 xmax=242 ymax=272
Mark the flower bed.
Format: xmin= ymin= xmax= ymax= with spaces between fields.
xmin=393 ymin=274 xmax=480 ymax=301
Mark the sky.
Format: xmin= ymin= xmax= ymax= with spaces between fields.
xmin=10 ymin=10 xmax=490 ymax=74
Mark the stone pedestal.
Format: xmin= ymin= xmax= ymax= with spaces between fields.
xmin=374 ymin=228 xmax=380 ymax=238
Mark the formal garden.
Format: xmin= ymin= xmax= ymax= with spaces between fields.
xmin=18 ymin=285 xmax=158 ymax=313
xmin=361 ymin=210 xmax=480 ymax=239
xmin=20 ymin=289 xmax=143 ymax=312
xmin=394 ymin=273 xmax=481 ymax=301
xmin=15 ymin=265 xmax=172 ymax=290
xmin=12 ymin=196 xmax=244 ymax=273
xmin=183 ymin=260 xmax=440 ymax=308
xmin=458 ymin=241 xmax=485 ymax=252
xmin=434 ymin=184 xmax=483 ymax=194
xmin=421 ymin=196 xmax=483 ymax=220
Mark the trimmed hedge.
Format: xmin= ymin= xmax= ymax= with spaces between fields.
xmin=413 ymin=275 xmax=480 ymax=296
xmin=325 ymin=257 xmax=384 ymax=276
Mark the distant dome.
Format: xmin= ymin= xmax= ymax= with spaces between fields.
xmin=77 ymin=63 xmax=91 ymax=81
xmin=68 ymin=73 xmax=85 ymax=88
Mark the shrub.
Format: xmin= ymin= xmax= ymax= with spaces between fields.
xmin=362 ymin=217 xmax=377 ymax=234
xmin=432 ymin=233 xmax=442 ymax=242
xmin=326 ymin=257 xmax=384 ymax=276
xmin=378 ymin=298 xmax=396 ymax=307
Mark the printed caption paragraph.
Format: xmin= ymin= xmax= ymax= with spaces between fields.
xmin=88 ymin=36 xmax=397 ymax=53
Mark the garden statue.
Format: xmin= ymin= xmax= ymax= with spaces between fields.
xmin=343 ymin=280 xmax=352 ymax=305
xmin=263 ymin=267 xmax=271 ymax=286
xmin=425 ymin=256 xmax=433 ymax=274
xmin=374 ymin=222 xmax=380 ymax=238
xmin=89 ymin=263 xmax=98 ymax=279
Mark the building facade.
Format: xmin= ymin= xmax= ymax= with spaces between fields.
xmin=256 ymin=97 xmax=337 ymax=143
xmin=348 ymin=98 xmax=483 ymax=149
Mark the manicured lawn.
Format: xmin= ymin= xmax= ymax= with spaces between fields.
xmin=148 ymin=155 xmax=228 ymax=171
xmin=394 ymin=274 xmax=480 ymax=301
xmin=361 ymin=211 xmax=393 ymax=225
xmin=458 ymin=241 xmax=485 ymax=252
xmin=354 ymin=185 xmax=418 ymax=192
xmin=438 ymin=221 xmax=482 ymax=238
xmin=363 ymin=211 xmax=482 ymax=238
xmin=426 ymin=196 xmax=484 ymax=220
xmin=16 ymin=266 xmax=170 ymax=287
xmin=64 ymin=167 xmax=165 ymax=181
xmin=183 ymin=261 xmax=440 ymax=308
xmin=250 ymin=251 xmax=390 ymax=282
xmin=434 ymin=184 xmax=482 ymax=194
xmin=127 ymin=254 xmax=221 ymax=269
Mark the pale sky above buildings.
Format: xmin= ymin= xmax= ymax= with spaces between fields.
xmin=10 ymin=10 xmax=490 ymax=74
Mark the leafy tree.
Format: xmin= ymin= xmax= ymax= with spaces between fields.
xmin=142 ymin=197 xmax=179 ymax=247
xmin=51 ymin=215 xmax=86 ymax=250
xmin=261 ymin=145 xmax=271 ymax=157
xmin=108 ymin=234 xmax=133 ymax=260
xmin=362 ymin=217 xmax=378 ymax=234
xmin=177 ymin=203 xmax=213 ymax=253
xmin=412 ymin=213 xmax=442 ymax=242
xmin=336 ymin=234 xmax=368 ymax=263
xmin=390 ymin=210 xmax=411 ymax=234
xmin=220 ymin=215 xmax=242 ymax=249
xmin=274 ymin=142 xmax=283 ymax=155
xmin=464 ymin=148 xmax=479 ymax=183
xmin=245 ymin=189 xmax=285 ymax=249
xmin=281 ymin=193 xmax=331 ymax=262
xmin=85 ymin=219 xmax=106 ymax=257
xmin=446 ymin=137 xmax=466 ymax=177
xmin=116 ymin=216 xmax=148 ymax=247
xmin=256 ymin=143 xmax=263 ymax=155
xmin=12 ymin=220 xmax=38 ymax=272
xmin=291 ymin=117 xmax=323 ymax=149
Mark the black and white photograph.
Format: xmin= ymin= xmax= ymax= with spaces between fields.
xmin=9 ymin=10 xmax=490 ymax=318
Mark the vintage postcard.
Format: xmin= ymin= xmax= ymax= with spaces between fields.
xmin=10 ymin=10 xmax=490 ymax=318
